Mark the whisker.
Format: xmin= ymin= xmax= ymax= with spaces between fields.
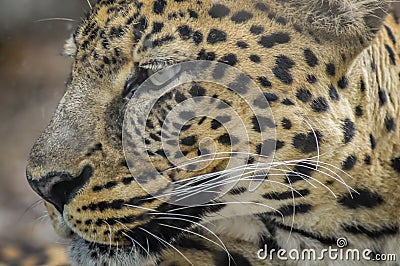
xmin=122 ymin=204 xmax=158 ymax=213
xmin=85 ymin=0 xmax=93 ymax=9
xmin=154 ymin=216 xmax=228 ymax=253
xmin=168 ymin=201 xmax=285 ymax=222
xmin=139 ymin=227 xmax=194 ymax=266
xmin=35 ymin=18 xmax=76 ymax=22
xmin=101 ymin=221 xmax=114 ymax=264
xmin=158 ymin=223 xmax=233 ymax=265
xmin=115 ymin=220 xmax=151 ymax=258
xmin=301 ymin=116 xmax=321 ymax=171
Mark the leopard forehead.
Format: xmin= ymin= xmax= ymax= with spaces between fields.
xmin=69 ymin=0 xmax=384 ymax=77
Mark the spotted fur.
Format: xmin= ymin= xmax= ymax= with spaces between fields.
xmin=21 ymin=0 xmax=400 ymax=265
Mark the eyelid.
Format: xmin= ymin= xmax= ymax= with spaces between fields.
xmin=122 ymin=68 xmax=149 ymax=99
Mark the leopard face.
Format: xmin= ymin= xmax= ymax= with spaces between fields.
xmin=26 ymin=0 xmax=400 ymax=265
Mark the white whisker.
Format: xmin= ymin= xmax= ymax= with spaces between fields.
xmin=139 ymin=227 xmax=194 ymax=266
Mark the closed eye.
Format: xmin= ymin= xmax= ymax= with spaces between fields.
xmin=122 ymin=67 xmax=149 ymax=99
xmin=123 ymin=64 xmax=182 ymax=99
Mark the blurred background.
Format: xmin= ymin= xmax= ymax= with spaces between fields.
xmin=1 ymin=0 xmax=400 ymax=252
xmin=0 ymin=0 xmax=94 ymax=246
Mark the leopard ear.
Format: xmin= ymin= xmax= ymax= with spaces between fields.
xmin=279 ymin=0 xmax=388 ymax=42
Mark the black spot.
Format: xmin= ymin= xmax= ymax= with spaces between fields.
xmin=211 ymin=116 xmax=230 ymax=130
xmin=122 ymin=177 xmax=134 ymax=185
xmin=371 ymin=62 xmax=376 ymax=71
xmin=219 ymin=53 xmax=238 ymax=66
xmin=175 ymin=91 xmax=187 ymax=103
xmin=250 ymin=25 xmax=264 ymax=35
xmin=251 ymin=116 xmax=275 ymax=132
xmin=153 ymin=0 xmax=167 ymax=14
xmin=212 ymin=63 xmax=227 ymax=80
xmin=281 ymin=118 xmax=292 ymax=130
xmin=276 ymin=16 xmax=287 ymax=25
xmin=103 ymin=56 xmax=110 ymax=65
xmin=208 ymin=4 xmax=230 ymax=18
xmin=264 ymin=92 xmax=278 ymax=102
xmin=255 ymin=2 xmax=269 ymax=12
xmin=192 ymin=31 xmax=203 ymax=45
xmin=218 ymin=133 xmax=232 ymax=146
xmin=378 ymin=88 xmax=387 ymax=105
xmin=258 ymin=76 xmax=272 ymax=87
xmin=231 ymin=10 xmax=253 ymax=23
xmin=197 ymin=49 xmax=216 ymax=60
xmin=286 ymin=161 xmax=317 ymax=183
xmin=151 ymin=22 xmax=164 ymax=33
xmin=360 ymin=79 xmax=366 ymax=92
xmin=249 ymin=54 xmax=261 ymax=63
xmin=326 ymin=63 xmax=336 ymax=76
xmin=296 ymin=88 xmax=312 ymax=103
xmin=364 ymin=155 xmax=372 ymax=165
xmin=338 ymin=188 xmax=383 ymax=209
xmin=229 ymin=187 xmax=247 ymax=195
xmin=292 ymin=131 xmax=322 ymax=154
xmin=342 ymin=155 xmax=357 ymax=170
xmin=311 ymin=97 xmax=329 ymax=112
xmin=273 ymin=55 xmax=295 ymax=84
xmin=177 ymin=25 xmax=193 ymax=40
xmin=355 ymin=106 xmax=363 ymax=116
xmin=342 ymin=224 xmax=398 ymax=238
xmin=385 ymin=117 xmax=396 ymax=132
xmin=338 ymin=76 xmax=349 ymax=89
xmin=306 ymin=74 xmax=317 ymax=84
xmin=156 ymin=149 xmax=169 ymax=158
xmin=264 ymin=189 xmax=310 ymax=200
xmin=276 ymin=140 xmax=284 ymax=150
xmin=253 ymin=94 xmax=270 ymax=108
xmin=152 ymin=35 xmax=175 ymax=47
xmin=343 ymin=119 xmax=355 ymax=143
xmin=370 ymin=134 xmax=377 ymax=149
xmin=180 ymin=135 xmax=197 ymax=146
xmin=93 ymin=186 xmax=102 ymax=192
xmin=189 ymin=84 xmax=206 ymax=97
xmin=384 ymin=25 xmax=396 ymax=44
xmin=391 ymin=157 xmax=400 ymax=173
xmin=150 ymin=133 xmax=161 ymax=141
xmin=276 ymin=204 xmax=312 ymax=216
xmin=328 ymin=84 xmax=340 ymax=101
xmin=385 ymin=44 xmax=396 ymax=65
xmin=236 ymin=41 xmax=249 ymax=48
xmin=207 ymin=29 xmax=227 ymax=44
xmin=104 ymin=181 xmax=117 ymax=189
xmin=282 ymin=98 xmax=295 ymax=105
xmin=213 ymin=251 xmax=252 ymax=266
xmin=303 ymin=49 xmax=318 ymax=67
xmin=258 ymin=32 xmax=290 ymax=48
xmin=188 ymin=9 xmax=199 ymax=19
xmin=256 ymin=139 xmax=275 ymax=156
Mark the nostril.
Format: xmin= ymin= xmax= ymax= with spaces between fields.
xmin=27 ymin=165 xmax=93 ymax=213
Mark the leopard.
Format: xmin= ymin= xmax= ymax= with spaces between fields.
xmin=13 ymin=0 xmax=400 ymax=265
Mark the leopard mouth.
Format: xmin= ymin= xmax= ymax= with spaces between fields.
xmin=55 ymin=200 xmax=219 ymax=265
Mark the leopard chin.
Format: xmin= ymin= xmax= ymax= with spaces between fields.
xmin=67 ymin=235 xmax=157 ymax=266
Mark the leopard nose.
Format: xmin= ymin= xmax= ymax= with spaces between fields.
xmin=27 ymin=165 xmax=93 ymax=213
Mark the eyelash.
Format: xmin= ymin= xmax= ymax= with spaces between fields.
xmin=122 ymin=63 xmax=182 ymax=99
